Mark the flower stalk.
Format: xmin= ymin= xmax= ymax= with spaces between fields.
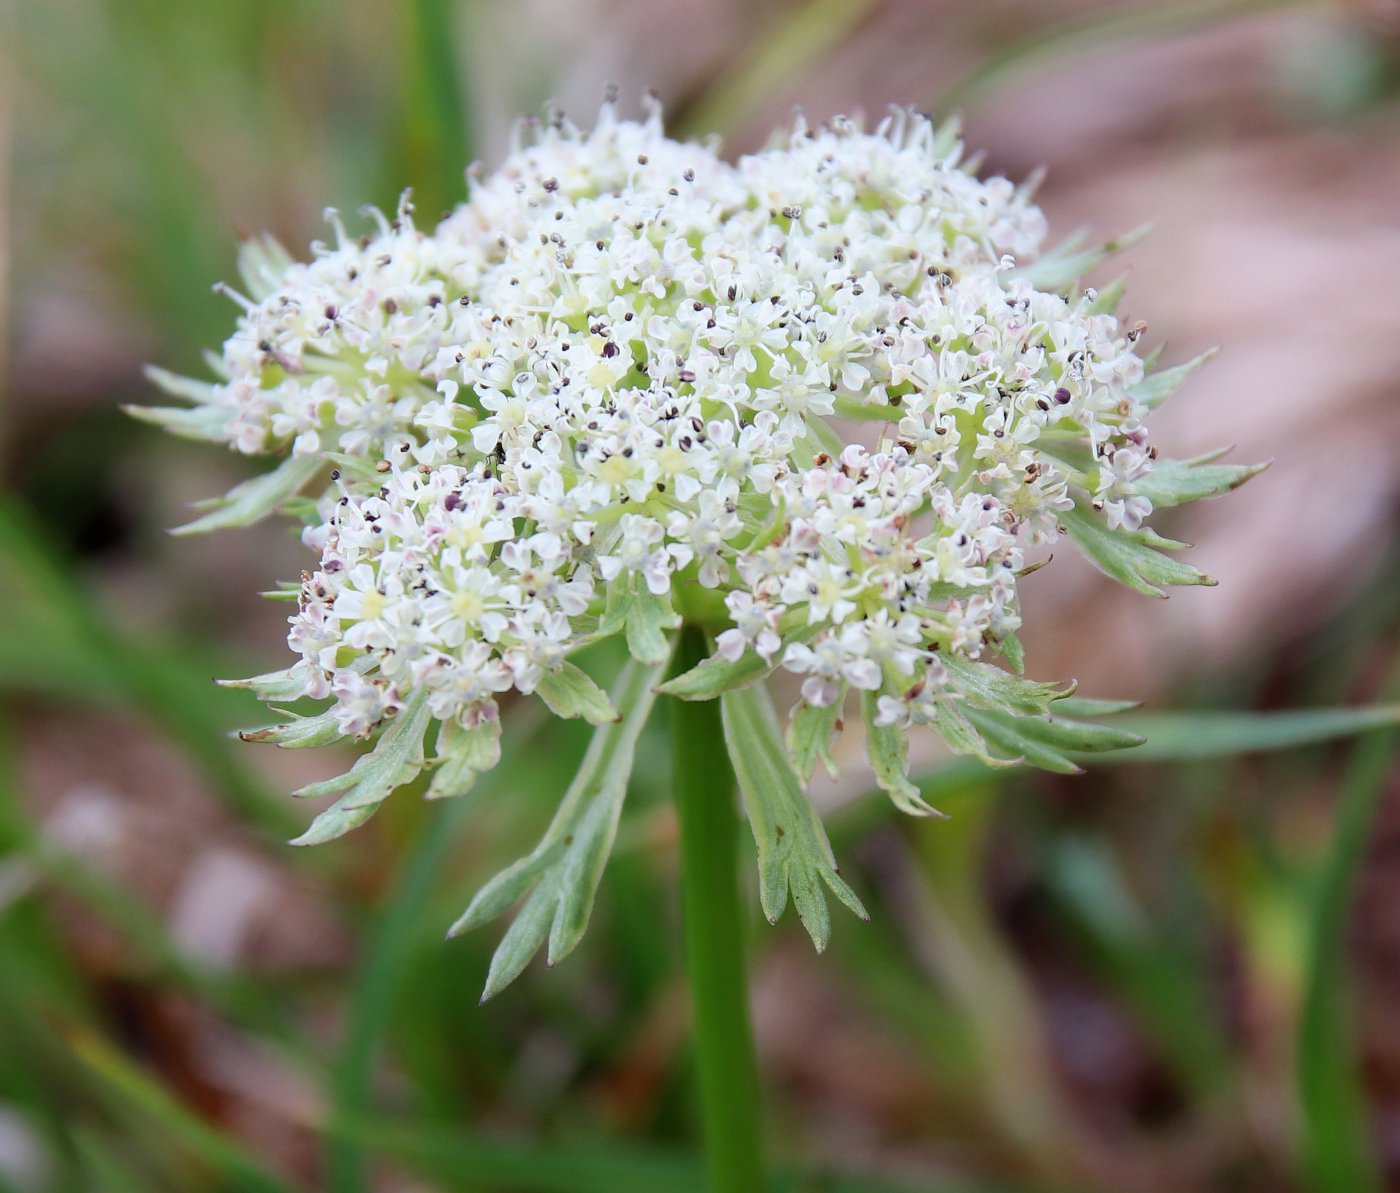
xmin=672 ymin=626 xmax=766 ymax=1193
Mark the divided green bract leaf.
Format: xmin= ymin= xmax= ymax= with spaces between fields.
xmin=428 ymin=718 xmax=502 ymax=800
xmin=1137 ymin=451 xmax=1269 ymax=509
xmin=656 ymin=646 xmax=775 ymax=701
xmin=218 ymin=661 xmax=318 ymax=703
xmin=239 ymin=709 xmax=344 ymax=749
xmin=1012 ymin=224 xmax=1149 ymax=291
xmin=861 ymin=691 xmax=944 ymax=815
xmin=172 ymin=453 xmax=322 ymax=535
xmin=603 ymin=573 xmax=680 ymax=665
xmin=1061 ymin=504 xmax=1213 ymax=597
xmin=289 ymin=690 xmax=434 ymax=845
xmin=123 ymin=403 xmax=231 ymax=441
xmin=963 ymin=705 xmax=1144 ymax=774
xmin=658 ymin=629 xmax=818 ymax=701
xmin=787 ymin=699 xmax=842 ymax=783
xmin=721 ymin=682 xmax=867 ymax=951
xmin=941 ymin=653 xmax=1072 ymax=715
xmin=1130 ymin=348 xmax=1217 ymax=412
xmin=534 ymin=660 xmax=619 ymax=724
xmin=448 ymin=653 xmax=670 ymax=999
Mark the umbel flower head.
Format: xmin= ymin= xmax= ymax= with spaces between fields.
xmin=135 ymin=97 xmax=1259 ymax=995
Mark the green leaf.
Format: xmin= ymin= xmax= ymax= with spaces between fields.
xmin=1053 ymin=696 xmax=1140 ymax=718
xmin=1040 ymin=838 xmax=1233 ymax=1098
xmin=721 ymin=682 xmax=867 ymax=951
xmin=238 ymin=709 xmax=344 ymax=748
xmin=329 ymin=1112 xmax=1044 ymax=1193
xmin=905 ymin=703 xmax=1400 ymax=809
xmin=861 ymin=691 xmax=944 ymax=815
xmin=122 ymin=402 xmax=229 ymax=441
xmin=172 ymin=453 xmax=323 ymax=535
xmin=218 ymin=662 xmax=317 ymax=702
xmin=236 ymin=233 xmax=294 ymax=300
xmin=448 ymin=654 xmax=670 ymax=998
xmin=999 ymin=631 xmax=1026 ymax=674
xmin=535 ymin=661 xmax=619 ymax=724
xmin=603 ymin=573 xmax=679 ymax=665
xmin=327 ymin=796 xmax=478 ymax=1193
xmin=787 ymin=699 xmax=842 ymax=783
xmin=941 ymin=653 xmax=1072 ymax=715
xmin=657 ymin=645 xmax=775 ymax=700
xmin=658 ymin=631 xmax=816 ymax=701
xmin=1137 ymin=450 xmax=1268 ymax=509
xmin=427 ymin=717 xmax=502 ymax=800
xmin=963 ymin=705 xmax=1144 ymax=774
xmin=1130 ymin=347 xmax=1216 ymax=412
xmin=404 ymin=0 xmax=474 ymax=216
xmin=290 ymin=691 xmax=434 ymax=845
xmin=1012 ymin=225 xmax=1149 ymax=291
xmin=326 ymin=1117 xmax=711 ymax=1193
xmin=71 ymin=1130 xmax=154 ymax=1193
xmin=1061 ymin=504 xmax=1214 ymax=597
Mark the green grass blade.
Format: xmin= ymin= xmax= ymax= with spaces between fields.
xmin=326 ymin=799 xmax=473 ymax=1193
xmin=70 ymin=1029 xmax=309 ymax=1193
xmin=1296 ymin=671 xmax=1400 ymax=1192
xmin=330 ymin=1116 xmax=1065 ymax=1193
xmin=330 ymin=1119 xmax=708 ymax=1193
xmin=898 ymin=706 xmax=1400 ymax=797
xmin=1108 ymin=706 xmax=1400 ymax=762
xmin=402 ymin=0 xmax=472 ymax=216
xmin=72 ymin=1128 xmax=170 ymax=1193
xmin=936 ymin=0 xmax=1307 ymax=114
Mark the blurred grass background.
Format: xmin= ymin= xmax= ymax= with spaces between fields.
xmin=4 ymin=1 xmax=1400 ymax=1190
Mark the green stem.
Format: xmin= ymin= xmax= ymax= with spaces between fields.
xmin=671 ymin=628 xmax=766 ymax=1193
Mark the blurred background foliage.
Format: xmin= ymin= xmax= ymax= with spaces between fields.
xmin=3 ymin=0 xmax=1400 ymax=1190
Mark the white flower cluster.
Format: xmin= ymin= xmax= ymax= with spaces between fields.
xmin=145 ymin=99 xmax=1238 ymax=796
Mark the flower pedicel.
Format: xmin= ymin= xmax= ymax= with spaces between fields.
xmin=134 ymin=98 xmax=1260 ymax=992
